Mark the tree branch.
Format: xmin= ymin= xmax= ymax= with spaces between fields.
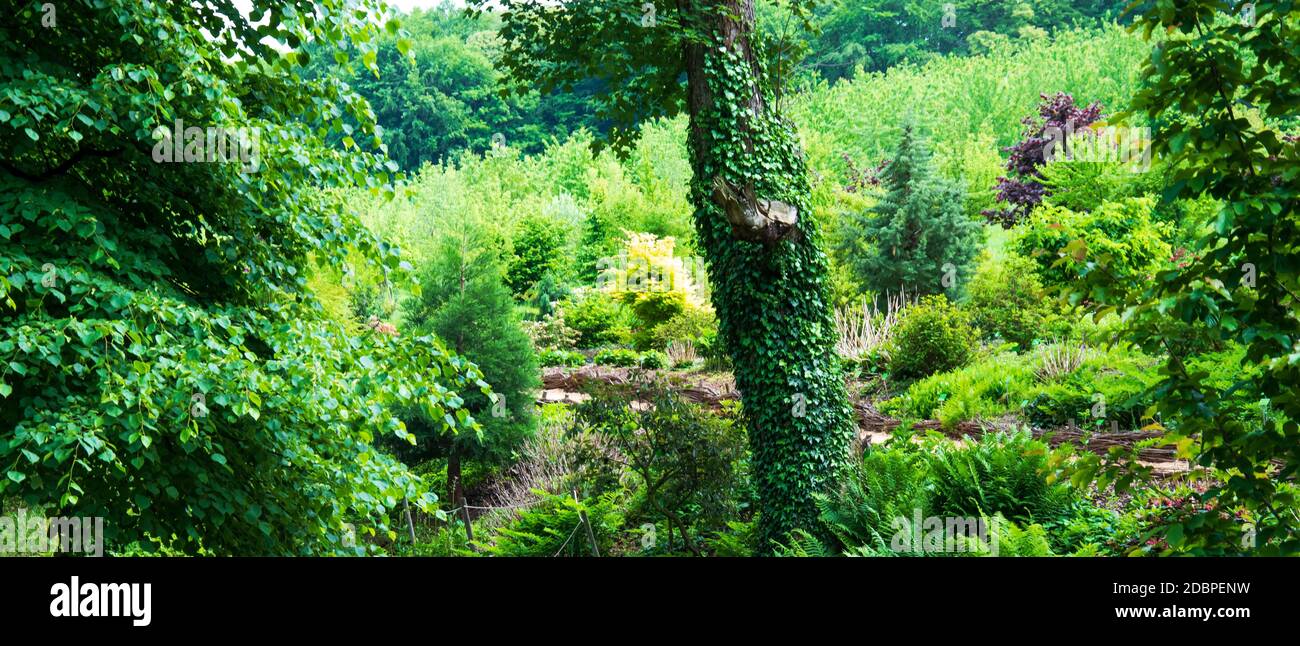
xmin=0 ymin=146 xmax=124 ymax=182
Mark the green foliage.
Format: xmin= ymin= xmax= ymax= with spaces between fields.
xmin=964 ymin=252 xmax=1059 ymax=349
xmin=538 ymin=348 xmax=586 ymax=368
xmin=508 ymin=214 xmax=569 ymax=296
xmin=880 ymin=350 xmax=1036 ymax=428
xmin=804 ymin=432 xmax=1077 ymax=556
xmin=791 ymin=25 xmax=1147 ymax=177
xmin=1013 ymin=197 xmax=1173 ymax=293
xmin=925 ymin=431 xmax=1075 ymax=527
xmin=483 ymin=491 xmax=623 ymax=557
xmin=397 ymin=226 xmax=538 ymax=475
xmin=1058 ymin=2 xmax=1300 ymax=554
xmin=706 ymin=519 xmax=758 ymax=556
xmin=647 ymin=305 xmax=720 ymax=354
xmin=799 ymin=0 xmax=1121 ymax=81
xmin=985 ymin=513 xmax=1056 ymax=556
xmin=571 ymin=382 xmax=747 ymax=555
xmin=305 ymin=3 xmax=603 ymax=170
xmin=480 ymin=0 xmax=856 ymax=549
xmin=637 ymin=350 xmax=668 ymax=370
xmin=563 ymin=292 xmax=631 ymax=348
xmin=817 ymin=446 xmax=932 ymax=554
xmin=837 ymin=123 xmax=982 ymax=297
xmin=625 ymin=290 xmax=687 ymax=349
xmin=888 ymin=295 xmax=979 ymax=379
xmin=1024 ymin=347 xmax=1160 ymax=429
xmin=1038 ymin=158 xmax=1162 ymax=213
xmin=0 ymin=0 xmax=487 ymax=555
xmin=521 ymin=308 xmax=579 ymax=351
xmin=592 ymin=348 xmax=640 ymax=368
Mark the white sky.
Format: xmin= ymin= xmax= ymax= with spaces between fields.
xmin=232 ymin=0 xmax=467 ymax=16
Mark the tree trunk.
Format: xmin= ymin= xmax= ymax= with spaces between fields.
xmin=678 ymin=0 xmax=853 ymax=550
xmin=447 ymin=449 xmax=464 ymax=515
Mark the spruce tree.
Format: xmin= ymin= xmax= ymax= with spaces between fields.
xmin=399 ymin=227 xmax=539 ymax=507
xmin=840 ymin=123 xmax=982 ymax=297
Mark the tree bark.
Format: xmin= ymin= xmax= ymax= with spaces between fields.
xmin=677 ymin=0 xmax=854 ymax=550
xmin=447 ymin=449 xmax=464 ymax=516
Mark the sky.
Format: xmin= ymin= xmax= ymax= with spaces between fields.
xmin=231 ymin=0 xmax=468 ymax=20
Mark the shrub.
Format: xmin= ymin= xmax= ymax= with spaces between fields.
xmin=923 ymin=431 xmax=1076 ymax=528
xmin=507 ymin=214 xmax=569 ymax=296
xmin=538 ymin=348 xmax=586 ymax=368
xmin=592 ymin=348 xmax=640 ymax=367
xmin=817 ymin=445 xmax=932 ymax=555
xmin=986 ymin=514 xmax=1056 ymax=556
xmin=834 ymin=292 xmax=904 ymax=366
xmin=888 ymin=295 xmax=979 ymax=379
xmin=396 ymin=226 xmax=539 ymax=506
xmin=626 ymin=290 xmax=687 ymax=349
xmin=964 ymin=252 xmax=1056 ymax=349
xmin=879 ymin=351 xmax=1036 ymax=428
xmin=1038 ymin=157 xmax=1162 ymax=213
xmin=628 ymin=290 xmax=687 ymax=327
xmin=483 ymin=491 xmax=624 ymax=557
xmin=638 ymin=350 xmax=668 ymax=370
xmin=563 ymin=291 xmax=631 ymax=347
xmin=805 ymin=437 xmax=1067 ymax=557
xmin=1013 ymin=197 xmax=1172 ymax=292
xmin=647 ymin=305 xmax=719 ymax=352
xmin=985 ymin=92 xmax=1104 ymax=227
xmin=1024 ymin=346 xmax=1160 ymax=429
xmin=522 ymin=308 xmax=579 ymax=351
xmin=571 ymin=383 xmax=747 ymax=554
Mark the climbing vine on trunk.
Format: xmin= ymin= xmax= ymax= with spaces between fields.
xmin=479 ymin=0 xmax=854 ymax=549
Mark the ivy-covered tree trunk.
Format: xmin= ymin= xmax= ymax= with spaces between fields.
xmin=680 ymin=0 xmax=853 ymax=549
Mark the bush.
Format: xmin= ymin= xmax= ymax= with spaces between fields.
xmin=638 ymin=350 xmax=668 ymax=370
xmin=571 ymin=383 xmax=747 ymax=555
xmin=647 ymin=305 xmax=719 ymax=352
xmin=563 ymin=292 xmax=631 ymax=347
xmin=593 ymin=348 xmax=640 ymax=367
xmin=964 ymin=252 xmax=1058 ymax=349
xmin=483 ymin=491 xmax=624 ymax=557
xmin=1038 ymin=157 xmax=1162 ymax=213
xmin=538 ymin=348 xmax=586 ymax=367
xmin=1013 ymin=197 xmax=1172 ymax=292
xmin=522 ymin=308 xmax=579 ymax=351
xmin=507 ymin=214 xmax=569 ymax=296
xmin=985 ymin=92 xmax=1104 ymax=227
xmin=1024 ymin=346 xmax=1160 ymax=429
xmin=817 ymin=445 xmax=932 ymax=555
xmin=923 ymin=431 xmax=1075 ymax=528
xmin=880 ymin=351 xmax=1036 ymax=428
xmin=802 ymin=435 xmax=1071 ymax=556
xmin=627 ymin=291 xmax=688 ymax=349
xmin=888 ymin=295 xmax=979 ymax=379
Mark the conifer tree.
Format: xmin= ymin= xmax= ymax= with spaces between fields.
xmin=400 ymin=227 xmax=539 ymax=507
xmin=840 ymin=123 xmax=982 ymax=297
